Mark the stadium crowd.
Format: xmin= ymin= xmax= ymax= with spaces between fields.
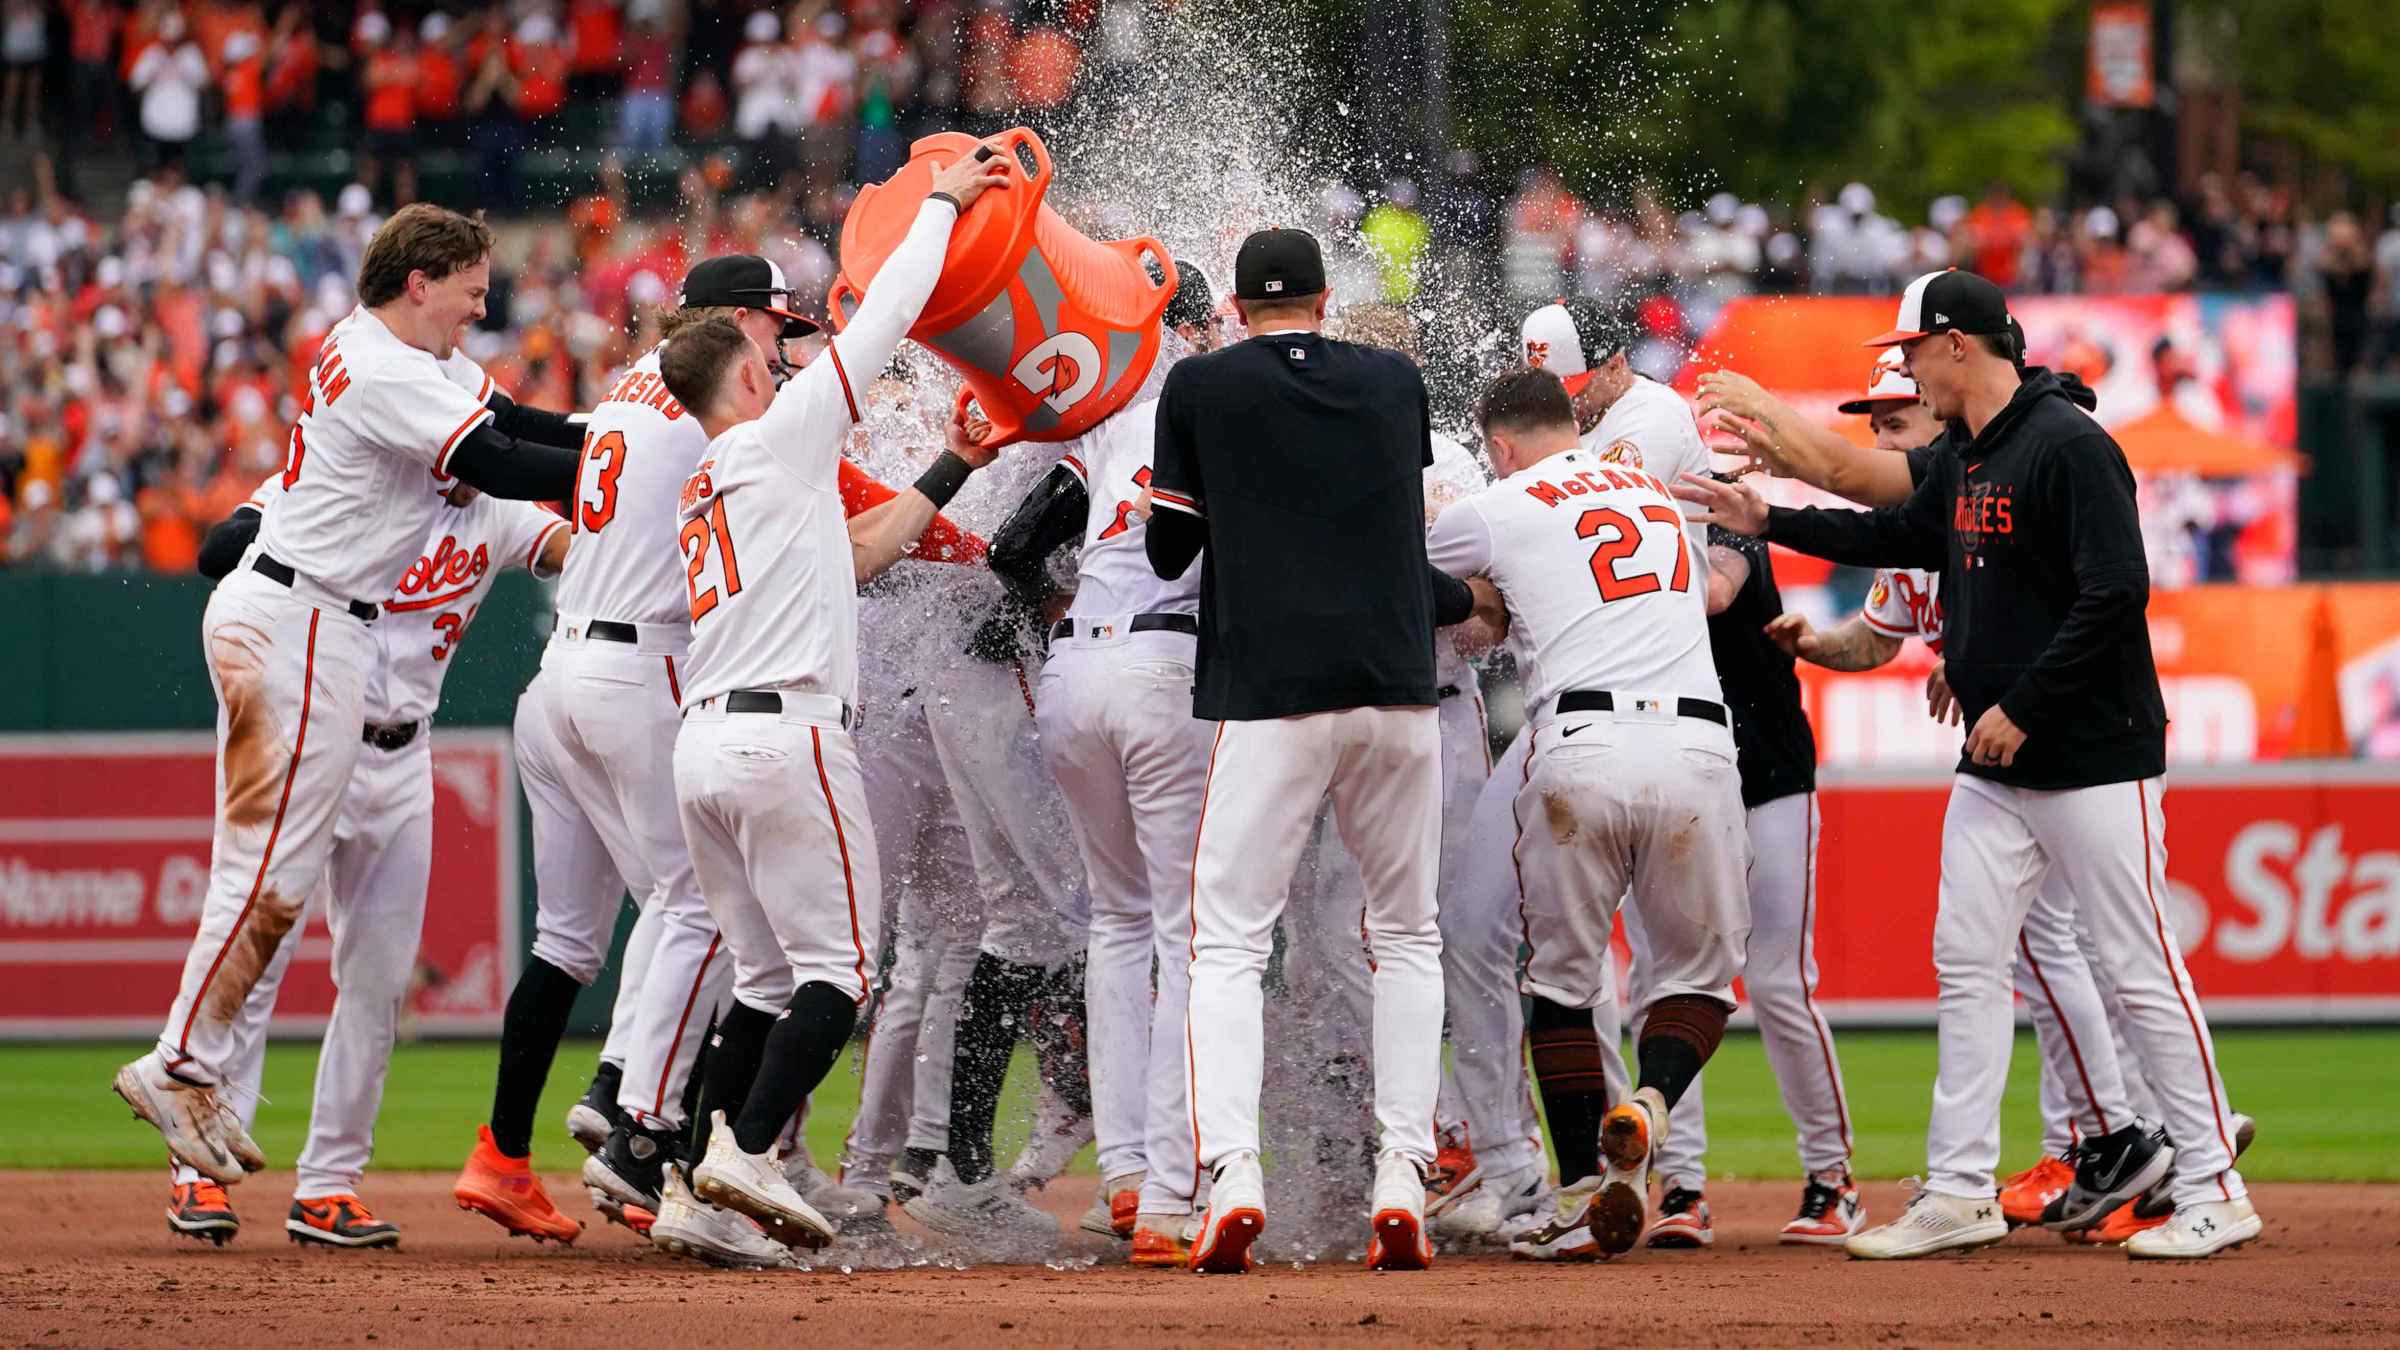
xmin=3 ymin=0 xmax=2399 ymax=569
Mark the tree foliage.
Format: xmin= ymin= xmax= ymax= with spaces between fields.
xmin=2226 ymin=0 xmax=2400 ymax=194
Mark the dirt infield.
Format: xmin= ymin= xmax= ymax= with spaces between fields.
xmin=3 ymin=1172 xmax=2394 ymax=1347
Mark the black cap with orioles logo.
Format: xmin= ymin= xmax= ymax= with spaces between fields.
xmin=679 ymin=255 xmax=823 ymax=340
xmin=1863 ymin=268 xmax=2011 ymax=347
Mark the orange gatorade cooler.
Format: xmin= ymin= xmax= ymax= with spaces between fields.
xmin=831 ymin=126 xmax=1176 ymax=447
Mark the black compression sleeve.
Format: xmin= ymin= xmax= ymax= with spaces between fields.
xmin=444 ymin=423 xmax=582 ymax=501
xmin=1428 ymin=564 xmax=1473 ymax=626
xmin=484 ymin=390 xmax=586 ymax=449
xmin=912 ymin=451 xmax=974 ymax=509
xmin=1145 ymin=507 xmax=1203 ymax=579
xmin=988 ymin=462 xmax=1089 ymax=604
xmin=197 ymin=507 xmax=262 ymax=580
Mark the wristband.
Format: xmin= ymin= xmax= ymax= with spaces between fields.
xmin=929 ymin=191 xmax=963 ymax=214
xmin=913 ymin=450 xmax=974 ymax=508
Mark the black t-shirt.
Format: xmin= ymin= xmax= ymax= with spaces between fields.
xmin=1705 ymin=529 xmax=1815 ymax=808
xmin=1151 ymin=333 xmax=1443 ymax=721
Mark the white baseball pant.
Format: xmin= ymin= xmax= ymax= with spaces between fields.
xmin=1445 ymin=728 xmax=1551 ymax=1180
xmin=524 ymin=628 xmax=729 ymax=1131
xmin=1034 ymin=628 xmax=1212 ymax=1214
xmin=922 ymin=657 xmax=1090 ymax=967
xmin=1187 ymin=706 xmax=1446 ymax=1171
xmin=598 ymin=900 xmax=664 ymax=1071
xmin=1646 ymin=791 xmax=1856 ymax=1187
xmin=843 ymin=688 xmax=978 ymax=1187
xmin=172 ymin=732 xmax=435 ymax=1198
xmin=2014 ymin=872 xmax=2135 ymax=1155
xmin=675 ymin=701 xmax=881 ymax=1014
xmin=157 ymin=568 xmax=377 ymax=1086
xmin=1928 ymin=775 xmax=2245 ymax=1208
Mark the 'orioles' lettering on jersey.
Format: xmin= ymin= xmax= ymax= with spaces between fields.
xmin=255 ymin=304 xmax=498 ymax=601
xmin=554 ymin=345 xmax=714 ymax=629
xmin=1062 ymin=397 xmax=1200 ymax=622
xmin=1428 ymin=446 xmax=1718 ymax=712
xmin=1863 ymin=567 xmax=1945 ymax=656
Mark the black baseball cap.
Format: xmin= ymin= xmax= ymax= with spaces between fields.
xmin=1865 ymin=268 xmax=2010 ymax=347
xmin=1163 ymin=260 xmax=1215 ymax=330
xmin=680 ymin=254 xmax=822 ymax=339
xmin=1233 ymin=228 xmax=1326 ymax=301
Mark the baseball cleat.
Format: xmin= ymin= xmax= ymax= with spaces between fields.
xmin=1593 ymin=1087 xmax=1666 ymax=1257
xmin=1781 ymin=1167 xmax=1866 ymax=1245
xmin=1423 ymin=1137 xmax=1477 ymax=1209
xmin=650 ymin=1167 xmax=795 ymax=1269
xmin=565 ymin=1063 xmax=623 ymax=1156
xmin=889 ymin=1148 xmax=941 ymax=1206
xmin=1188 ymin=1151 xmax=1266 ymax=1274
xmin=454 ymin=1124 xmax=583 ymax=1244
xmin=1130 ymin=1212 xmax=1198 ymax=1267
xmin=1007 ymin=1083 xmax=1096 ymax=1189
xmin=904 ymin=1173 xmax=1061 ymax=1241
xmin=2233 ymin=1112 xmax=2257 ymax=1159
xmin=692 ymin=1111 xmax=833 ymax=1249
xmin=1364 ymin=1150 xmax=1434 ymax=1271
xmin=286 ymin=1193 xmax=402 ymax=1249
xmin=2042 ymin=1123 xmax=2172 ymax=1232
xmin=587 ymin=1187 xmax=656 ymax=1237
xmin=167 ymin=1180 xmax=239 ymax=1245
xmin=115 ymin=1054 xmax=254 ymax=1185
xmin=1844 ymin=1189 xmax=2008 ymax=1260
xmin=584 ymin=1120 xmax=675 ymax=1212
xmin=1507 ymin=1175 xmax=1601 ymax=1261
xmin=2124 ymin=1196 xmax=2261 ymax=1259
xmin=787 ymin=1154 xmax=892 ymax=1235
xmin=2081 ymin=1195 xmax=2170 ymax=1245
xmin=1083 ymin=1172 xmax=1143 ymax=1238
xmin=1998 ymin=1153 xmax=2075 ymax=1227
xmin=1432 ymin=1162 xmax=1545 ymax=1243
xmin=1646 ymin=1186 xmax=1713 ymax=1248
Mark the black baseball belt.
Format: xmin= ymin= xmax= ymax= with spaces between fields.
xmin=252 ymin=553 xmax=378 ymax=622
xmin=709 ymin=689 xmax=858 ymax=730
xmin=362 ymin=720 xmax=420 ymax=751
xmin=1049 ymin=612 xmax=1199 ymax=642
xmin=1555 ymin=689 xmax=1729 ymax=727
xmin=560 ymin=618 xmax=641 ymax=643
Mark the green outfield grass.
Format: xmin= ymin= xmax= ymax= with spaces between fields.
xmin=4 ymin=1028 xmax=2392 ymax=1181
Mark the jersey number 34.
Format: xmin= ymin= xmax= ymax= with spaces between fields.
xmin=1579 ymin=504 xmax=1690 ymax=601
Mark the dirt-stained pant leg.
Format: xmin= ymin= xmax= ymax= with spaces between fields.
xmin=158 ymin=571 xmax=376 ymax=1085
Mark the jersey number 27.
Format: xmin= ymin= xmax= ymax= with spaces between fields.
xmin=1579 ymin=504 xmax=1691 ymax=601
xmin=680 ymin=498 xmax=744 ymax=623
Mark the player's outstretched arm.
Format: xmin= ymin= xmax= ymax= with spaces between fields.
xmin=849 ymin=402 xmax=999 ymax=584
xmin=1765 ymin=612 xmax=1903 ymax=672
xmin=1699 ymin=369 xmax=1915 ymax=507
xmin=444 ymin=424 xmax=582 ymax=502
xmin=825 ymin=153 xmax=1013 ymax=397
xmin=484 ymin=389 xmax=588 ymax=450
xmin=987 ymin=454 xmax=1091 ymax=605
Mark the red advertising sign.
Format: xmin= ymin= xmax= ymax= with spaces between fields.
xmin=0 ymin=731 xmax=518 ymax=1037
xmin=1798 ymin=766 xmax=2400 ymax=1023
xmin=2087 ymin=1 xmax=2156 ymax=109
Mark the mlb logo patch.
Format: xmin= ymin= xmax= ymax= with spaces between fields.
xmin=1289 ymin=347 xmax=1306 ymax=360
xmin=1093 ymin=623 xmax=1115 ymax=639
xmin=1632 ymin=696 xmax=1662 ymax=715
xmin=1265 ymin=279 xmax=1285 ymax=293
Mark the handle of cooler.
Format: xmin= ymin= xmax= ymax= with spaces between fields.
xmin=824 ymin=278 xmax=860 ymax=333
xmin=986 ymin=126 xmax=1053 ymax=197
xmin=954 ymin=384 xmax=1028 ymax=453
xmin=1106 ymin=236 xmax=1178 ymax=323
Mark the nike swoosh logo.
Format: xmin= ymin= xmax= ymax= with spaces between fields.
xmin=1966 ymin=462 xmax=1983 ymax=474
xmin=1561 ymin=724 xmax=1588 ymax=738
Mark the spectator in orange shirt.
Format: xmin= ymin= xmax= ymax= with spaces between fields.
xmin=262 ymin=4 xmax=318 ymax=120
xmin=220 ymin=28 xmax=268 ymax=205
xmin=616 ymin=16 xmax=674 ymax=152
xmin=511 ymin=13 xmax=570 ymax=141
xmin=68 ymin=0 xmax=120 ymax=154
xmin=361 ymin=25 xmax=419 ymax=204
xmin=1964 ymin=181 xmax=2031 ymax=289
xmin=565 ymin=0 xmax=623 ymax=102
xmin=416 ymin=13 xmax=466 ymax=149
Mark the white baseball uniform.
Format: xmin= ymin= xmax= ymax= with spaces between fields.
xmin=1427 ymin=449 xmax=1751 ymax=1016
xmin=673 ymin=196 xmax=963 ymax=1018
xmin=1859 ymin=566 xmax=2147 ymax=1156
xmin=155 ymin=305 xmax=497 ymax=1086
xmin=1582 ymin=374 xmax=1711 ymax=553
xmin=174 ymin=482 xmax=563 ymax=1197
xmin=1032 ymin=398 xmax=1212 ymax=1215
xmin=521 ymin=347 xmax=728 ymax=1134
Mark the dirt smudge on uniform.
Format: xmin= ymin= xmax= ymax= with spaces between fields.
xmin=1541 ymin=789 xmax=1578 ymax=844
xmin=202 ymin=888 xmax=302 ymax=1022
xmin=1667 ymin=819 xmax=1698 ymax=861
xmin=210 ymin=625 xmax=285 ymax=831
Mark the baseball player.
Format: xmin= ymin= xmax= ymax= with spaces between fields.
xmin=1678 ymin=268 xmax=2257 ymax=1261
xmin=657 ymin=149 xmax=1012 ymax=1249
xmin=163 ymin=473 xmax=567 ymax=1247
xmin=115 ymin=203 xmax=586 ymax=1186
xmin=1429 ymin=367 xmax=1752 ymax=1262
xmin=974 ymin=261 xmax=1219 ymax=1262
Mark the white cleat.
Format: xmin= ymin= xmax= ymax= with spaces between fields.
xmin=565 ymin=1103 xmax=613 ymax=1156
xmin=1593 ymin=1087 xmax=1666 ymax=1257
xmin=1844 ymin=1189 xmax=2009 ymax=1260
xmin=904 ymin=1173 xmax=1062 ymax=1242
xmin=2125 ymin=1196 xmax=2262 ymax=1260
xmin=785 ymin=1152 xmax=892 ymax=1234
xmin=691 ymin=1112 xmax=834 ymax=1249
xmin=1365 ymin=1150 xmax=1433 ymax=1271
xmin=651 ymin=1168 xmax=796 ymax=1269
xmin=1008 ymin=1082 xmax=1096 ymax=1189
xmin=1433 ymin=1163 xmax=1545 ymax=1242
xmin=1189 ymin=1151 xmax=1266 ymax=1274
xmin=113 ymin=1053 xmax=255 ymax=1185
xmin=1507 ymin=1175 xmax=1602 ymax=1261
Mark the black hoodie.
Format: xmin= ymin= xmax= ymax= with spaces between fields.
xmin=1763 ymin=367 xmax=2166 ymax=789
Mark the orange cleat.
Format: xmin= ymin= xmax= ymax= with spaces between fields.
xmin=167 ymin=1180 xmax=238 ymax=1246
xmin=1130 ymin=1220 xmax=1191 ymax=1268
xmin=286 ymin=1193 xmax=401 ymax=1248
xmin=1109 ymin=1187 xmax=1140 ymax=1238
xmin=455 ymin=1125 xmax=583 ymax=1244
xmin=2082 ymin=1201 xmax=2170 ymax=1245
xmin=1999 ymin=1155 xmax=2074 ymax=1228
xmin=1426 ymin=1137 xmax=1476 ymax=1205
